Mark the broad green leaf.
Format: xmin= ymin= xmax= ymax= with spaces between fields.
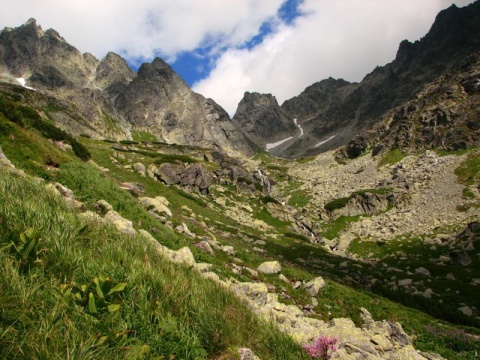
xmin=107 ymin=282 xmax=127 ymax=296
xmin=96 ymin=336 xmax=109 ymax=346
xmin=88 ymin=292 xmax=97 ymax=314
xmin=93 ymin=277 xmax=104 ymax=298
xmin=107 ymin=304 xmax=121 ymax=313
xmin=21 ymin=237 xmax=38 ymax=261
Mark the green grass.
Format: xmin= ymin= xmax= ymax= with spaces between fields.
xmin=324 ymin=197 xmax=349 ymax=212
xmin=132 ymin=130 xmax=158 ymax=142
xmin=0 ymin=170 xmax=309 ymax=360
xmin=455 ymin=150 xmax=480 ymax=186
xmin=322 ymin=215 xmax=361 ymax=239
xmin=287 ymin=189 xmax=311 ymax=207
xmin=378 ymin=148 xmax=407 ymax=167
xmin=0 ymin=115 xmax=74 ymax=179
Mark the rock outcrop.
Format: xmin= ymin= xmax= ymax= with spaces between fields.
xmin=0 ymin=19 xmax=256 ymax=156
xmin=238 ymin=2 xmax=480 ymax=158
xmin=232 ymin=92 xmax=298 ymax=149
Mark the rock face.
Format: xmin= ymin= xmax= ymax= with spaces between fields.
xmin=0 ymin=19 xmax=256 ymax=156
xmin=232 ymin=92 xmax=298 ymax=149
xmin=235 ymin=2 xmax=480 ymax=158
xmin=115 ymin=58 xmax=255 ymax=155
xmin=327 ymin=191 xmax=397 ymax=219
xmin=351 ymin=53 xmax=480 ymax=158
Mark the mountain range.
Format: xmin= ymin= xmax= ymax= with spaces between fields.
xmin=1 ymin=2 xmax=480 ymax=359
xmin=1 ymin=1 xmax=479 ymax=159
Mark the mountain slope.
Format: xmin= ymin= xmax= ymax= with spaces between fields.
xmin=244 ymin=1 xmax=480 ymax=158
xmin=0 ymin=19 xmax=255 ymax=156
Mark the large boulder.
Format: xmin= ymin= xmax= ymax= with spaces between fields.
xmin=304 ymin=276 xmax=326 ymax=297
xmin=257 ymin=261 xmax=281 ymax=274
xmin=154 ymin=163 xmax=214 ymax=195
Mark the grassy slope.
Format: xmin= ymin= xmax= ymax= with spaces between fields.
xmin=0 ymin=105 xmax=479 ymax=358
xmin=0 ymin=170 xmax=308 ymax=360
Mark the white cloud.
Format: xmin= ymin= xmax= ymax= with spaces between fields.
xmin=0 ymin=0 xmax=283 ymax=61
xmin=193 ymin=0 xmax=476 ymax=115
xmin=0 ymin=0 xmax=475 ymax=116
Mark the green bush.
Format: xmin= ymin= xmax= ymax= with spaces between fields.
xmin=0 ymin=95 xmax=91 ymax=160
xmin=324 ymin=197 xmax=349 ymax=211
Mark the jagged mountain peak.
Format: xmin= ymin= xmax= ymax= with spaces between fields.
xmin=257 ymin=0 xmax=480 ymax=158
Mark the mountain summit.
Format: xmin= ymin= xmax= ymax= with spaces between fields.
xmin=0 ymin=19 xmax=255 ymax=155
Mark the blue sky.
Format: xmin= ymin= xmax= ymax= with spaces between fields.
xmin=143 ymin=0 xmax=306 ymax=87
xmin=1 ymin=0 xmax=476 ymax=114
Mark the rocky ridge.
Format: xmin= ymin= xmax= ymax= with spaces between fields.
xmin=232 ymin=92 xmax=299 ymax=150
xmin=340 ymin=53 xmax=480 ymax=159
xmin=245 ymin=1 xmax=480 ymax=158
xmin=0 ymin=19 xmax=255 ymax=156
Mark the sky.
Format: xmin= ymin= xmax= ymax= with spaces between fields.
xmin=1 ymin=0 xmax=476 ymax=115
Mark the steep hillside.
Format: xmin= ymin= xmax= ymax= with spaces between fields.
xmin=251 ymin=1 xmax=480 ymax=158
xmin=1 ymin=88 xmax=480 ymax=359
xmin=232 ymin=92 xmax=300 ymax=150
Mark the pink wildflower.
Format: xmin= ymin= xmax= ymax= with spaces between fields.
xmin=303 ymin=336 xmax=338 ymax=359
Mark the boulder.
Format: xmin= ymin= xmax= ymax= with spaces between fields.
xmin=415 ymin=267 xmax=431 ymax=277
xmin=138 ymin=197 xmax=172 ymax=217
xmin=449 ymin=250 xmax=472 ymax=266
xmin=222 ymin=245 xmax=236 ymax=256
xmin=257 ymin=261 xmax=281 ymax=274
xmin=238 ymin=348 xmax=259 ymax=360
xmin=304 ymin=276 xmax=326 ymax=297
xmin=231 ymin=282 xmax=269 ymax=307
xmin=120 ymin=182 xmax=145 ymax=196
xmin=104 ymin=210 xmax=136 ymax=235
xmin=154 ymin=163 xmax=214 ymax=195
xmin=133 ymin=162 xmax=146 ymax=176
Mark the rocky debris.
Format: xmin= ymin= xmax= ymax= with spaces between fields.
xmin=119 ymin=182 xmax=145 ymax=196
xmin=232 ymin=281 xmax=441 ymax=359
xmin=96 ymin=199 xmax=113 ymax=212
xmin=304 ymin=276 xmax=326 ymax=297
xmin=458 ymin=306 xmax=474 ymax=317
xmin=138 ymin=196 xmax=172 ymax=218
xmin=449 ymin=250 xmax=472 ymax=266
xmin=221 ymin=245 xmax=236 ymax=256
xmin=194 ymin=240 xmax=215 ymax=256
xmin=327 ymin=191 xmax=396 ymax=219
xmin=152 ymin=163 xmax=214 ymax=195
xmin=257 ymin=261 xmax=281 ymax=274
xmin=365 ymin=53 xmax=480 ymax=156
xmin=139 ymin=230 xmax=196 ymax=267
xmin=104 ymin=210 xmax=136 ymax=235
xmin=344 ymin=136 xmax=368 ymax=159
xmin=238 ymin=348 xmax=259 ymax=360
xmin=175 ymin=223 xmax=195 ymax=238
xmin=45 ymin=182 xmax=85 ymax=211
xmin=415 ymin=267 xmax=431 ymax=277
xmin=0 ymin=145 xmax=15 ymax=169
xmin=133 ymin=162 xmax=146 ymax=176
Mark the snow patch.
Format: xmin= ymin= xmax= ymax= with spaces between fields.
xmin=315 ymin=135 xmax=336 ymax=148
xmin=266 ymin=118 xmax=304 ymax=151
xmin=293 ymin=118 xmax=304 ymax=137
xmin=16 ymin=78 xmax=36 ymax=91
xmin=266 ymin=136 xmax=293 ymax=150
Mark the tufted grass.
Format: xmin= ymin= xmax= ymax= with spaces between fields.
xmin=0 ymin=170 xmax=309 ymax=360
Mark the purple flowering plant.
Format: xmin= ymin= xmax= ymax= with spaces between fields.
xmin=303 ymin=336 xmax=338 ymax=359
